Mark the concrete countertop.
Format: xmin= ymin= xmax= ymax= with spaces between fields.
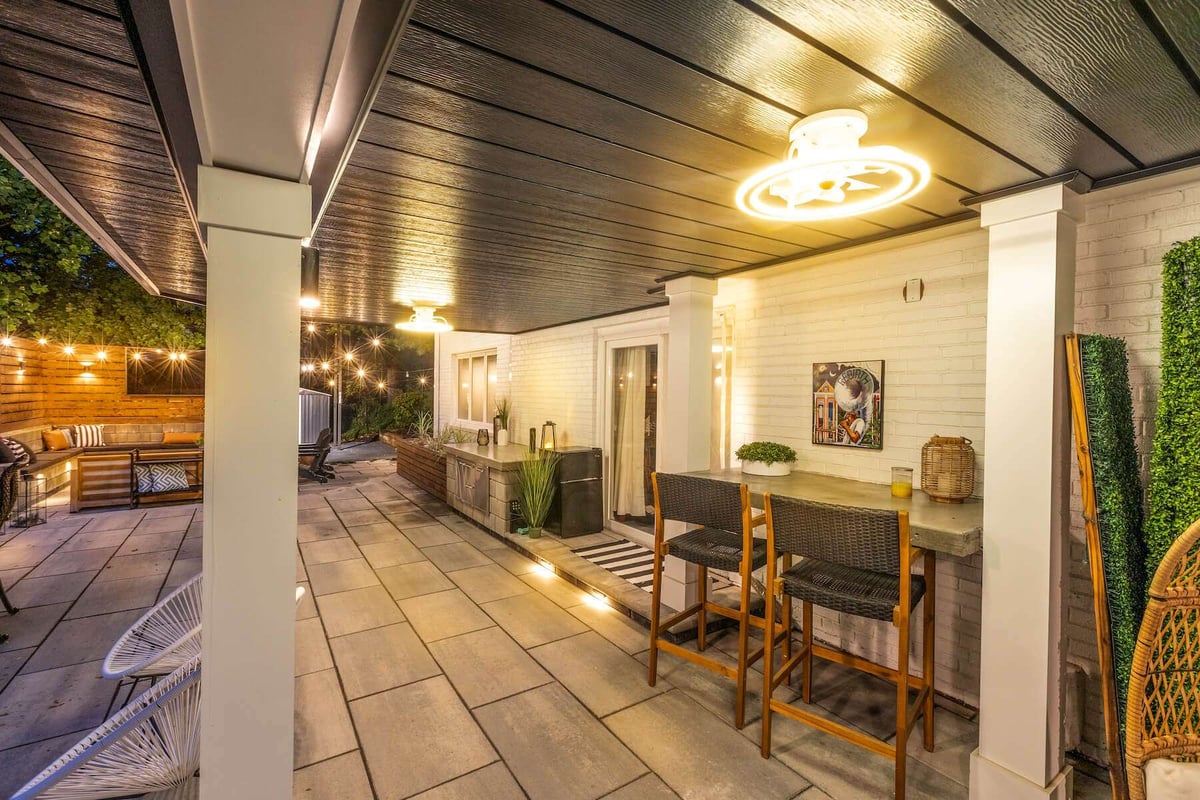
xmin=444 ymin=442 xmax=533 ymax=470
xmin=684 ymin=467 xmax=983 ymax=558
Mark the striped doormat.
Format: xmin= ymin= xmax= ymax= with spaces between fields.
xmin=573 ymin=539 xmax=660 ymax=593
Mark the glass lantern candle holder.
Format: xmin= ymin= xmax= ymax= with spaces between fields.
xmin=13 ymin=471 xmax=47 ymax=527
xmin=890 ymin=466 xmax=914 ymax=499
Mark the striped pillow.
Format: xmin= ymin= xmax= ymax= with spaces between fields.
xmin=73 ymin=424 xmax=105 ymax=447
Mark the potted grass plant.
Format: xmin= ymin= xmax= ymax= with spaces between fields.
xmin=736 ymin=441 xmax=797 ymax=477
xmin=517 ymin=451 xmax=559 ymax=538
xmin=495 ymin=397 xmax=512 ymax=446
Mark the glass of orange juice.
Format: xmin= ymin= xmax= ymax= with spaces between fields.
xmin=891 ymin=467 xmax=914 ymax=499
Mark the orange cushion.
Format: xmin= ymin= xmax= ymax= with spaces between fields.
xmin=162 ymin=432 xmax=202 ymax=445
xmin=42 ymin=429 xmax=71 ymax=451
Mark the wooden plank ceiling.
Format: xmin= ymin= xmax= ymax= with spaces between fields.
xmin=3 ymin=0 xmax=1200 ymax=332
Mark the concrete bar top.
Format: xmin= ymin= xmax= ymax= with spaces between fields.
xmin=444 ymin=441 xmax=533 ymax=470
xmin=684 ymin=467 xmax=982 ymax=558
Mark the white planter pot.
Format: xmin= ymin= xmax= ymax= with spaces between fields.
xmin=741 ymin=460 xmax=793 ymax=477
xmin=496 ymin=429 xmax=509 ymax=446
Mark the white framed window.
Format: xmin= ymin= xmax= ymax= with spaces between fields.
xmin=456 ymin=350 xmax=497 ymax=424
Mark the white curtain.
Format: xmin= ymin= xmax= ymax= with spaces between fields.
xmin=613 ymin=347 xmax=647 ymax=516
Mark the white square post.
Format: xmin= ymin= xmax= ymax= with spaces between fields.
xmin=970 ymin=183 xmax=1082 ymax=800
xmin=197 ymin=166 xmax=310 ymax=800
xmin=661 ymin=274 xmax=718 ymax=611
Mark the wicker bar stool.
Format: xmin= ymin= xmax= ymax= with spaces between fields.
xmin=648 ymin=473 xmax=782 ymax=729
xmin=760 ymin=494 xmax=935 ymax=800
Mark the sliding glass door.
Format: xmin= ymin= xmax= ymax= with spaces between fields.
xmin=608 ymin=341 xmax=660 ymax=538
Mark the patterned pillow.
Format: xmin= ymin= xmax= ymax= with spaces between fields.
xmin=0 ymin=438 xmax=32 ymax=466
xmin=73 ymin=424 xmax=105 ymax=447
xmin=134 ymin=465 xmax=157 ymax=494
xmin=149 ymin=463 xmax=190 ymax=492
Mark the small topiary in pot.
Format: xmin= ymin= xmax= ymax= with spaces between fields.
xmin=735 ymin=441 xmax=797 ymax=477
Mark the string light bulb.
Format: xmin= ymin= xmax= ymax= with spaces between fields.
xmin=37 ymin=337 xmax=48 ymax=346
xmin=328 ymin=379 xmax=336 ymax=387
xmin=371 ymin=337 xmax=382 ymax=347
xmin=63 ymin=345 xmax=75 ymax=355
xmin=419 ymin=376 xmax=427 ymax=385
xmin=320 ymin=361 xmax=330 ymax=371
xmin=96 ymin=350 xmax=108 ymax=361
xmin=356 ymin=368 xmax=366 ymax=379
xmin=377 ymin=381 xmax=386 ymax=390
xmin=131 ymin=351 xmax=143 ymax=361
xmin=307 ymin=322 xmax=316 ymax=333
xmin=0 ymin=336 xmax=12 ymax=347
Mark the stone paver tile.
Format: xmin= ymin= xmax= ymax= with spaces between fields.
xmin=330 ymin=497 xmax=374 ymax=513
xmin=482 ymin=546 xmax=539 ymax=576
xmin=297 ymin=521 xmax=349 ymax=543
xmin=0 ymin=730 xmax=89 ymax=799
xmin=568 ymin=603 xmax=651 ymax=655
xmin=400 ymin=524 xmax=460 ymax=548
xmin=296 ymin=552 xmax=307 ymax=583
xmin=133 ymin=515 xmax=192 ymax=534
xmin=315 ymin=585 xmax=404 ymax=638
xmin=449 ymin=564 xmax=534 ymax=604
xmin=162 ymin=558 xmax=202 ymax=593
xmin=295 ymin=617 xmax=333 ymax=676
xmin=297 ymin=506 xmax=339 ymax=525
xmin=359 ymin=538 xmax=425 ymax=569
xmin=177 ymin=538 xmax=202 ymax=559
xmin=0 ymin=603 xmax=69 ymax=653
xmin=429 ymin=626 xmax=552 ymax=708
xmin=65 ymin=575 xmax=162 ymax=619
xmin=519 ymin=571 xmax=588 ymax=608
xmin=351 ymin=675 xmax=497 ymax=800
xmin=603 ymin=774 xmax=681 ymax=800
xmin=307 ymin=559 xmax=380 ymax=596
xmin=347 ymin=521 xmax=405 ymax=546
xmin=26 ymin=547 xmax=117 ymax=578
xmin=386 ymin=511 xmax=435 ymax=528
xmin=293 ymin=750 xmax=374 ymax=800
xmin=452 ymin=525 xmax=508 ymax=552
xmin=0 ymin=647 xmax=33 ymax=688
xmin=95 ymin=550 xmax=175 ymax=583
xmin=481 ymin=592 xmax=588 ymax=649
xmin=57 ymin=529 xmax=134 ymax=552
xmin=475 ymin=683 xmax=645 ymax=800
xmin=606 ymin=690 xmax=807 ymax=800
xmin=82 ymin=511 xmax=145 ymax=531
xmin=376 ymin=561 xmax=453 ymax=601
xmin=294 ymin=668 xmax=357 ymax=768
xmin=531 ymin=631 xmax=665 ymax=718
xmin=398 ymin=589 xmax=494 ymax=643
xmin=635 ymin=641 xmax=783 ymax=729
xmin=421 ymin=542 xmax=492 ymax=573
xmin=22 ymin=609 xmax=142 ymax=673
xmin=409 ymin=762 xmax=526 ymax=800
xmin=300 ymin=538 xmax=363 ymax=566
xmin=894 ymin=707 xmax=978 ymax=789
xmin=330 ymin=622 xmax=439 ymax=699
xmin=113 ymin=531 xmax=184 ymax=557
xmin=8 ymin=571 xmax=97 ymax=608
xmin=337 ymin=509 xmax=387 ymax=527
xmin=296 ymin=581 xmax=317 ymax=620
xmin=0 ymin=660 xmax=116 ymax=750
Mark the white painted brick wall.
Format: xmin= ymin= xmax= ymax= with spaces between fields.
xmin=1068 ymin=167 xmax=1200 ymax=765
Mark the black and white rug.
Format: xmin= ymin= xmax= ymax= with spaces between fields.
xmin=573 ymin=539 xmax=660 ymax=593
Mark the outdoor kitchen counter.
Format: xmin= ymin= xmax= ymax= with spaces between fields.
xmin=684 ymin=468 xmax=982 ymax=558
xmin=444 ymin=442 xmax=531 ymax=470
xmin=444 ymin=442 xmax=534 ymax=534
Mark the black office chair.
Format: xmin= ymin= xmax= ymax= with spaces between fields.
xmin=0 ymin=461 xmax=22 ymax=644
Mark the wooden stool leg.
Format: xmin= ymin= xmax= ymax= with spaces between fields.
xmin=648 ymin=543 xmax=664 ymax=687
xmin=923 ymin=552 xmax=936 ymax=752
xmin=697 ymin=565 xmax=708 ymax=651
xmin=761 ymin=578 xmax=776 ymax=758
xmin=895 ymin=610 xmax=911 ymax=800
xmin=734 ymin=560 xmax=752 ymax=730
xmin=801 ymin=600 xmax=813 ymax=703
xmin=782 ymin=554 xmax=793 ymax=685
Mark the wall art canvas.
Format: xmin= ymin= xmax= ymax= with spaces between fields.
xmin=812 ymin=361 xmax=884 ymax=449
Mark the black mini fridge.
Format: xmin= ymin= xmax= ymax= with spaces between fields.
xmin=546 ymin=447 xmax=603 ymax=538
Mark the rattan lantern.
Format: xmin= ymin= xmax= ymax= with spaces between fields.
xmin=920 ymin=436 xmax=975 ymax=504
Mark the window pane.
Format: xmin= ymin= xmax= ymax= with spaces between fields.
xmin=486 ymin=355 xmax=497 ymax=423
xmin=458 ymin=358 xmax=470 ymax=421
xmin=471 ymin=357 xmax=486 ymax=422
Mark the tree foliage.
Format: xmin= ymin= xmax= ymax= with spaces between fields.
xmin=1146 ymin=236 xmax=1200 ymax=584
xmin=0 ymin=157 xmax=205 ymax=347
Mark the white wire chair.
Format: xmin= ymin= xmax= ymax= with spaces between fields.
xmin=103 ymin=574 xmax=202 ymax=679
xmin=8 ymin=656 xmax=201 ymax=800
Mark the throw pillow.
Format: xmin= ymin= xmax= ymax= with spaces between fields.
xmin=162 ymin=432 xmax=202 ymax=445
xmin=0 ymin=437 xmax=31 ymax=466
xmin=149 ymin=463 xmax=190 ymax=492
xmin=1145 ymin=758 xmax=1200 ymax=799
xmin=134 ymin=465 xmax=157 ymax=494
xmin=73 ymin=424 xmax=105 ymax=447
xmin=42 ymin=429 xmax=71 ymax=451
xmin=57 ymin=427 xmax=75 ymax=447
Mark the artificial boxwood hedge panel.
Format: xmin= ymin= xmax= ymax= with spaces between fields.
xmin=1079 ymin=333 xmax=1147 ymax=746
xmin=1147 ymin=236 xmax=1200 ymax=587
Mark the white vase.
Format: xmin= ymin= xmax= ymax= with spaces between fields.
xmin=496 ymin=429 xmax=509 ymax=446
xmin=741 ymin=460 xmax=793 ymax=477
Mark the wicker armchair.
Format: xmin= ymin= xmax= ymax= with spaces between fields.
xmin=648 ymin=473 xmax=782 ymax=730
xmin=760 ymin=493 xmax=935 ymax=800
xmin=1126 ymin=516 xmax=1200 ymax=800
xmin=0 ymin=462 xmax=21 ymax=644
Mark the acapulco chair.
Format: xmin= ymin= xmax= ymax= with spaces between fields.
xmin=8 ymin=656 xmax=201 ymax=800
xmin=103 ymin=574 xmax=202 ymax=679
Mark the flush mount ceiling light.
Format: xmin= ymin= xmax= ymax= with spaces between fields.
xmin=735 ymin=109 xmax=930 ymax=222
xmin=395 ymin=304 xmax=452 ymax=334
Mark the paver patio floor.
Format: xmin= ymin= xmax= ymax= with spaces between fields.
xmin=0 ymin=459 xmax=1111 ymax=799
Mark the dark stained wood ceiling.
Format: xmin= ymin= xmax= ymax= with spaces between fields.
xmin=3 ymin=0 xmax=1200 ymax=332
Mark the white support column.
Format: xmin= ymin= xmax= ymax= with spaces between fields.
xmin=660 ymin=274 xmax=718 ymax=611
xmin=198 ymin=166 xmax=311 ymax=800
xmin=970 ymin=183 xmax=1082 ymax=800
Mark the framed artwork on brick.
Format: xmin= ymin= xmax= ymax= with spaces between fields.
xmin=812 ymin=360 xmax=884 ymax=449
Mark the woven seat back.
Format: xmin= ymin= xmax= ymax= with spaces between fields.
xmin=0 ymin=462 xmax=18 ymax=524
xmin=768 ymin=494 xmax=901 ymax=575
xmin=653 ymin=473 xmax=744 ymax=533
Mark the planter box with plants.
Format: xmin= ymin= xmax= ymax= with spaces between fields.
xmin=382 ymin=413 xmax=473 ymax=502
xmin=736 ymin=441 xmax=797 ymax=477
